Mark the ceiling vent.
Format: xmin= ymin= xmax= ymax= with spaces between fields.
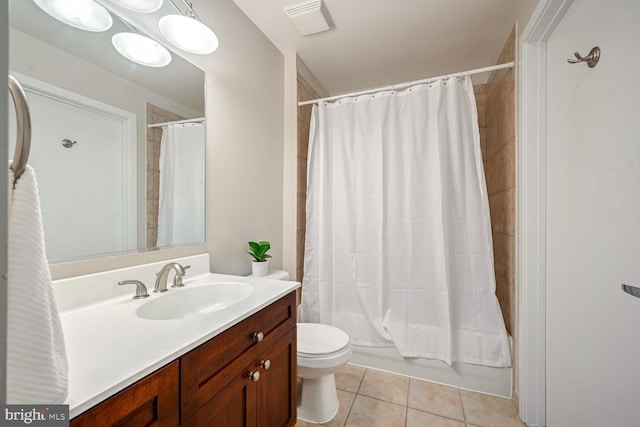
xmin=283 ymin=0 xmax=335 ymax=36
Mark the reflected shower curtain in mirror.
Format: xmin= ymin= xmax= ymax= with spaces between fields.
xmin=157 ymin=123 xmax=205 ymax=247
xmin=301 ymin=76 xmax=511 ymax=367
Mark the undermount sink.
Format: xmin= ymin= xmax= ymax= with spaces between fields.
xmin=136 ymin=282 xmax=254 ymax=320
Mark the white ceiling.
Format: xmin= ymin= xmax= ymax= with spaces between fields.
xmin=233 ymin=0 xmax=524 ymax=94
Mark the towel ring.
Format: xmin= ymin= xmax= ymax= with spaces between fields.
xmin=8 ymin=75 xmax=32 ymax=183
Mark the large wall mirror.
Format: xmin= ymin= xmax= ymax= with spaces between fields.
xmin=8 ymin=0 xmax=206 ymax=263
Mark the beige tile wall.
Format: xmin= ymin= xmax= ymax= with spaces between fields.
xmin=485 ymin=27 xmax=516 ymax=339
xmin=145 ymin=103 xmax=186 ymax=248
xmin=296 ymin=75 xmax=319 ymax=283
xmin=475 ymin=84 xmax=488 ymax=168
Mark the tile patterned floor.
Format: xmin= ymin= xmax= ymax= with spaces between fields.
xmin=296 ymin=364 xmax=525 ymax=427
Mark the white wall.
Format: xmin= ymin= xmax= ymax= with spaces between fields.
xmin=296 ymin=56 xmax=329 ymax=98
xmin=499 ymin=0 xmax=540 ymax=54
xmin=281 ymin=53 xmax=298 ymax=280
xmin=513 ymin=0 xmax=541 ymax=36
xmin=190 ymin=0 xmax=285 ymax=275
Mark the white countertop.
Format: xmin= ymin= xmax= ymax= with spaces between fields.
xmin=54 ymin=255 xmax=300 ymax=418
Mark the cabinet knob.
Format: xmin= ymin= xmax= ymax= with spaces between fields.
xmin=252 ymin=332 xmax=264 ymax=342
xmin=259 ymin=359 xmax=271 ymax=370
xmin=248 ymin=371 xmax=260 ymax=382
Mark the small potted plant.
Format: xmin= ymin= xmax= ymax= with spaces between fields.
xmin=248 ymin=241 xmax=271 ymax=277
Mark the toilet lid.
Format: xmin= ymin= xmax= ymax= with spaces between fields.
xmin=297 ymin=323 xmax=350 ymax=357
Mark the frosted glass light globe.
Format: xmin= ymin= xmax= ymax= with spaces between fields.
xmin=112 ymin=33 xmax=172 ymax=67
xmin=159 ymin=15 xmax=219 ymax=55
xmin=34 ymin=0 xmax=113 ymax=32
xmin=109 ymin=0 xmax=163 ymax=13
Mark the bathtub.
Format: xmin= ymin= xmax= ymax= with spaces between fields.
xmin=349 ymin=338 xmax=512 ymax=397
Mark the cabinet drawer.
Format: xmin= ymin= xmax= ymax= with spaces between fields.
xmin=71 ymin=361 xmax=179 ymax=427
xmin=181 ymin=291 xmax=296 ymax=417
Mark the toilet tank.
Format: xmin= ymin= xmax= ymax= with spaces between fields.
xmin=249 ymin=270 xmax=290 ymax=280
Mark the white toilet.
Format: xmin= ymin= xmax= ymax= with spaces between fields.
xmin=296 ymin=322 xmax=352 ymax=423
xmin=253 ymin=270 xmax=353 ymax=424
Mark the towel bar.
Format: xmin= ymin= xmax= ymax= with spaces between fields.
xmin=8 ymin=75 xmax=32 ymax=184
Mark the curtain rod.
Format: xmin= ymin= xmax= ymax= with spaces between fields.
xmin=147 ymin=117 xmax=205 ymax=128
xmin=298 ymin=61 xmax=515 ymax=106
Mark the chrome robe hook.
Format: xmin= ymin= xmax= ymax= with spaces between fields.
xmin=567 ymin=46 xmax=600 ymax=68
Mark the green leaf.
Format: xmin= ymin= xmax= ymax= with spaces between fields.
xmin=248 ymin=241 xmax=271 ymax=262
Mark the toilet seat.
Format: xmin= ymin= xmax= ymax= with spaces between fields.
xmin=297 ymin=323 xmax=350 ymax=357
xmin=297 ymin=323 xmax=352 ymax=371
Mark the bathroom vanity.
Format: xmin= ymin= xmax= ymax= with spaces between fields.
xmin=71 ymin=292 xmax=296 ymax=426
xmin=55 ymin=255 xmax=299 ymax=427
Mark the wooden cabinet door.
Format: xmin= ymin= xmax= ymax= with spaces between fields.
xmin=70 ymin=361 xmax=179 ymax=427
xmin=257 ymin=327 xmax=297 ymax=427
xmin=182 ymin=367 xmax=258 ymax=427
xmin=181 ymin=292 xmax=296 ymax=419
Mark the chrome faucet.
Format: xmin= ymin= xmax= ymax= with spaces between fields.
xmin=118 ymin=279 xmax=149 ymax=299
xmin=154 ymin=262 xmax=190 ymax=293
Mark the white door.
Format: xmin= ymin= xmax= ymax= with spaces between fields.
xmin=9 ymin=82 xmax=137 ymax=261
xmin=546 ymin=1 xmax=640 ymax=426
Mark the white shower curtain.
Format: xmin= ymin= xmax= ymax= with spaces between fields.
xmin=157 ymin=123 xmax=205 ymax=247
xmin=301 ymin=76 xmax=511 ymax=367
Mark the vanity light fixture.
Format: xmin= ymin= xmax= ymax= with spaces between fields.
xmin=34 ymin=0 xmax=113 ymax=32
xmin=109 ymin=0 xmax=163 ymax=13
xmin=112 ymin=32 xmax=172 ymax=67
xmin=159 ymin=1 xmax=218 ymax=54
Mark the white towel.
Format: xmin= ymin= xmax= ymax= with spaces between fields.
xmin=7 ymin=165 xmax=68 ymax=403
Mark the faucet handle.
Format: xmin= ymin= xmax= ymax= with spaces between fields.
xmin=118 ymin=280 xmax=149 ymax=299
xmin=172 ymin=265 xmax=191 ymax=288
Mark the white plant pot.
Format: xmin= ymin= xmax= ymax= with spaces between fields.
xmin=252 ymin=260 xmax=269 ymax=277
